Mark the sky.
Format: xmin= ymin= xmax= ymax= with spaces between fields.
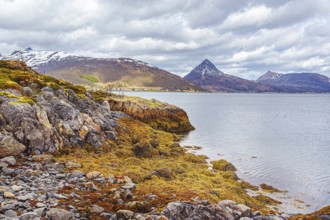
xmin=1 ymin=0 xmax=330 ymax=79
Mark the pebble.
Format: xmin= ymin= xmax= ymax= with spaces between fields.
xmin=4 ymin=192 xmax=15 ymax=199
xmin=11 ymin=185 xmax=23 ymax=192
xmin=90 ymin=205 xmax=104 ymax=214
xmin=70 ymin=170 xmax=85 ymax=178
xmin=65 ymin=161 xmax=82 ymax=169
xmin=86 ymin=171 xmax=103 ymax=179
xmin=0 ymin=156 xmax=16 ymax=166
xmin=17 ymin=193 xmax=34 ymax=201
xmin=0 ymin=161 xmax=8 ymax=169
xmin=121 ymin=182 xmax=136 ymax=190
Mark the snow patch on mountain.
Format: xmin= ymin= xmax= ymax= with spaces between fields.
xmin=0 ymin=48 xmax=154 ymax=69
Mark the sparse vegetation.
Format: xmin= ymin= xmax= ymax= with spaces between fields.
xmin=80 ymin=74 xmax=99 ymax=83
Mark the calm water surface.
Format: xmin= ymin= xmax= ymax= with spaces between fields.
xmin=119 ymin=92 xmax=330 ymax=212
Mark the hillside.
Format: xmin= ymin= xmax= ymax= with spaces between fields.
xmin=257 ymin=70 xmax=330 ymax=92
xmin=184 ymin=59 xmax=282 ymax=92
xmin=1 ymin=48 xmax=203 ymax=92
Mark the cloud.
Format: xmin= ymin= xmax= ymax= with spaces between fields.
xmin=1 ymin=0 xmax=330 ymax=79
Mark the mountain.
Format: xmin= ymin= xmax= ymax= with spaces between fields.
xmin=0 ymin=48 xmax=202 ymax=91
xmin=184 ymin=59 xmax=281 ymax=92
xmin=257 ymin=71 xmax=330 ymax=92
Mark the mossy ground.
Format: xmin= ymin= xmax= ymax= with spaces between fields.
xmin=56 ymin=117 xmax=281 ymax=215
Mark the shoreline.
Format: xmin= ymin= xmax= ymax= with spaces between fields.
xmin=0 ymin=60 xmax=329 ymax=219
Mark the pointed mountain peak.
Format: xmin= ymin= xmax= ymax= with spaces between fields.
xmin=184 ymin=59 xmax=224 ymax=81
xmin=257 ymin=70 xmax=283 ymax=82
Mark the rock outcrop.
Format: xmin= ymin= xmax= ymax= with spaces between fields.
xmin=109 ymin=97 xmax=194 ymax=133
xmin=0 ymin=60 xmax=119 ymax=157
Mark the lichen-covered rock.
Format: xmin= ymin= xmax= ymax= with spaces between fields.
xmin=0 ymin=86 xmax=118 ymax=155
xmin=109 ymin=98 xmax=194 ymax=133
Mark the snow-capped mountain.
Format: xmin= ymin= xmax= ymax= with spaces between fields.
xmin=184 ymin=59 xmax=281 ymax=92
xmin=1 ymin=48 xmax=72 ymax=69
xmin=0 ymin=47 xmax=156 ymax=71
xmin=1 ymin=48 xmax=202 ymax=91
xmin=184 ymin=59 xmax=224 ymax=81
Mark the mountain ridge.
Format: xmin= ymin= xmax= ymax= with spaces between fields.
xmin=184 ymin=60 xmax=282 ymax=92
xmin=257 ymin=71 xmax=330 ymax=92
xmin=0 ymin=49 xmax=203 ymax=92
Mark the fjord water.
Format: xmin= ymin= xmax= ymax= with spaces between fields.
xmin=120 ymin=92 xmax=330 ymax=211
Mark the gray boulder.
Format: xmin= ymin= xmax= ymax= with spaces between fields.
xmin=46 ymin=208 xmax=74 ymax=220
xmin=162 ymin=201 xmax=234 ymax=220
xmin=0 ymin=135 xmax=25 ymax=158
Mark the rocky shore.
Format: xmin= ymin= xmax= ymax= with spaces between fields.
xmin=0 ymin=155 xmax=296 ymax=220
xmin=1 ymin=60 xmax=329 ymax=220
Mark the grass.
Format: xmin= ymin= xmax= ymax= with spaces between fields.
xmin=56 ymin=117 xmax=281 ymax=215
xmin=80 ymin=74 xmax=99 ymax=83
xmin=0 ymin=60 xmax=87 ymax=102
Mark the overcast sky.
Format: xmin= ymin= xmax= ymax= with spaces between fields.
xmin=1 ymin=0 xmax=330 ymax=79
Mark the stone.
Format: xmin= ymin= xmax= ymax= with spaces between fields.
xmin=116 ymin=210 xmax=134 ymax=220
xmin=124 ymin=176 xmax=132 ymax=183
xmin=100 ymin=212 xmax=112 ymax=219
xmin=240 ymin=218 xmax=253 ymax=220
xmin=4 ymin=192 xmax=16 ymax=199
xmin=18 ymin=212 xmax=38 ymax=220
xmin=56 ymin=173 xmax=66 ymax=179
xmin=4 ymin=209 xmax=17 ymax=218
xmin=11 ymin=185 xmax=23 ymax=192
xmin=0 ymin=135 xmax=26 ymax=158
xmin=121 ymin=182 xmax=136 ymax=190
xmin=232 ymin=204 xmax=251 ymax=218
xmin=31 ymin=154 xmax=53 ymax=163
xmin=86 ymin=171 xmax=103 ymax=179
xmin=90 ymin=205 xmax=104 ymax=214
xmin=2 ymin=167 xmax=14 ymax=175
xmin=47 ymin=208 xmax=75 ymax=220
xmin=0 ymin=161 xmax=8 ymax=169
xmin=35 ymin=203 xmax=46 ymax=208
xmin=54 ymin=193 xmax=68 ymax=199
xmin=162 ymin=202 xmax=235 ymax=220
xmin=65 ymin=161 xmax=82 ymax=169
xmin=70 ymin=170 xmax=85 ymax=178
xmin=34 ymin=207 xmax=46 ymax=217
xmin=0 ymin=186 xmax=11 ymax=192
xmin=0 ymin=156 xmax=16 ymax=165
xmin=17 ymin=193 xmax=34 ymax=201
xmin=218 ymin=200 xmax=237 ymax=207
xmin=270 ymin=217 xmax=286 ymax=220
xmin=108 ymin=173 xmax=116 ymax=183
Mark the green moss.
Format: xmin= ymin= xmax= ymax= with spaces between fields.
xmin=8 ymin=96 xmax=35 ymax=105
xmin=80 ymin=74 xmax=99 ymax=83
